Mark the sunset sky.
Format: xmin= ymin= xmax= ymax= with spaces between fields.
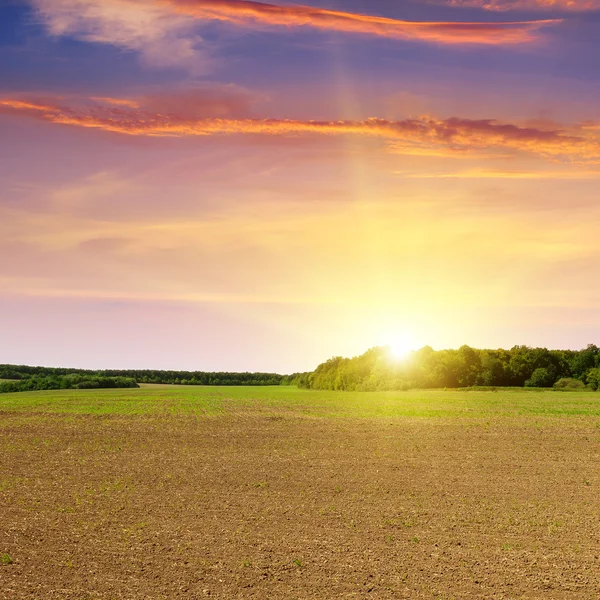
xmin=2 ymin=0 xmax=600 ymax=372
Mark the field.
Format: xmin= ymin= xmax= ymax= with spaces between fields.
xmin=2 ymin=386 xmax=600 ymax=599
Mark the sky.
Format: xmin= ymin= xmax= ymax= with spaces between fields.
xmin=2 ymin=0 xmax=600 ymax=373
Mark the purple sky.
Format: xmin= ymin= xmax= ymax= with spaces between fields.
xmin=2 ymin=0 xmax=600 ymax=372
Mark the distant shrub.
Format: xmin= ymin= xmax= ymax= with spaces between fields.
xmin=525 ymin=368 xmax=555 ymax=388
xmin=554 ymin=378 xmax=586 ymax=390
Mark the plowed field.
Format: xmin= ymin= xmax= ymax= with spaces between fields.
xmin=2 ymin=386 xmax=600 ymax=599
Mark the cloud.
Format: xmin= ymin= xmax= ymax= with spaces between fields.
xmin=163 ymin=0 xmax=560 ymax=44
xmin=0 ymin=99 xmax=59 ymax=112
xmin=90 ymin=97 xmax=141 ymax=108
xmin=2 ymin=93 xmax=599 ymax=164
xmin=5 ymin=180 xmax=600 ymax=314
xmin=579 ymin=121 xmax=600 ymax=131
xmin=395 ymin=168 xmax=600 ymax=178
xmin=29 ymin=0 xmax=209 ymax=70
xmin=138 ymin=85 xmax=261 ymax=119
xmin=28 ymin=0 xmax=560 ymax=61
xmin=442 ymin=0 xmax=600 ymax=11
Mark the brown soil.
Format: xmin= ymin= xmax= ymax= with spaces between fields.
xmin=1 ymin=412 xmax=600 ymax=599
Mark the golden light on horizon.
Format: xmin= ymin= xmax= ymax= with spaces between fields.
xmin=387 ymin=338 xmax=416 ymax=361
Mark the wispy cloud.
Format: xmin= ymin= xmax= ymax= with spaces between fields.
xmin=164 ymin=0 xmax=560 ymax=44
xmin=443 ymin=0 xmax=600 ymax=11
xmin=0 ymin=99 xmax=59 ymax=112
xmin=29 ymin=0 xmax=209 ymax=70
xmin=90 ymin=97 xmax=141 ymax=108
xmin=2 ymin=93 xmax=599 ymax=164
xmin=137 ymin=85 xmax=261 ymax=119
xmin=28 ymin=0 xmax=560 ymax=64
xmin=395 ymin=168 xmax=600 ymax=178
xmin=5 ymin=177 xmax=600 ymax=313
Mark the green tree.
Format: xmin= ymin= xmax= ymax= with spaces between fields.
xmin=525 ymin=367 xmax=555 ymax=388
xmin=586 ymin=368 xmax=600 ymax=391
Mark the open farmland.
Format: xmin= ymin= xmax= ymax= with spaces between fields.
xmin=2 ymin=386 xmax=600 ymax=599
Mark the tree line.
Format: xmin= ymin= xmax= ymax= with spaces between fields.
xmin=288 ymin=345 xmax=600 ymax=392
xmin=0 ymin=365 xmax=284 ymax=388
xmin=4 ymin=345 xmax=600 ymax=394
xmin=0 ymin=374 xmax=139 ymax=394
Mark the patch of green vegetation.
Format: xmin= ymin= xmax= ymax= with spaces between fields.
xmin=0 ymin=385 xmax=599 ymax=420
xmin=0 ymin=476 xmax=26 ymax=492
xmin=0 ymin=375 xmax=138 ymax=394
xmin=1 ymin=553 xmax=13 ymax=565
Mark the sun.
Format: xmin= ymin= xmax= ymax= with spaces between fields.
xmin=388 ymin=339 xmax=413 ymax=361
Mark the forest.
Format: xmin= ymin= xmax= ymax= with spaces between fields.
xmin=0 ymin=374 xmax=139 ymax=394
xmin=3 ymin=345 xmax=600 ymax=394
xmin=288 ymin=345 xmax=600 ymax=392
xmin=0 ymin=365 xmax=284 ymax=388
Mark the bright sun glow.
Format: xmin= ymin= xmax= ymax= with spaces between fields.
xmin=388 ymin=339 xmax=414 ymax=360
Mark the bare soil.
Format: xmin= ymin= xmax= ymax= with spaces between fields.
xmin=2 ymin=410 xmax=600 ymax=599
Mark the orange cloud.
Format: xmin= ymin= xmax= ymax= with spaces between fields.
xmin=90 ymin=97 xmax=140 ymax=108
xmin=154 ymin=0 xmax=561 ymax=44
xmin=139 ymin=85 xmax=259 ymax=119
xmin=395 ymin=168 xmax=600 ymax=178
xmin=443 ymin=0 xmax=600 ymax=10
xmin=0 ymin=99 xmax=59 ymax=112
xmin=26 ymin=0 xmax=561 ymax=79
xmin=579 ymin=121 xmax=600 ymax=131
xmin=159 ymin=0 xmax=561 ymax=44
xmin=2 ymin=94 xmax=599 ymax=164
